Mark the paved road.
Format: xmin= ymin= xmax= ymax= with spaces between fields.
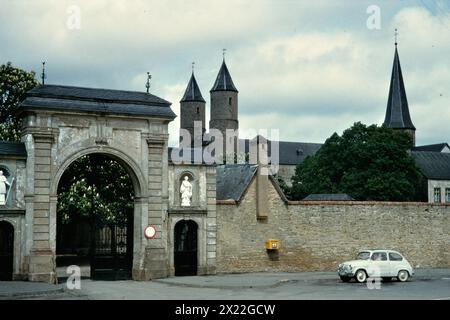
xmin=4 ymin=269 xmax=450 ymax=300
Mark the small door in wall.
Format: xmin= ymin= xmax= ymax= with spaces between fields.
xmin=0 ymin=221 xmax=14 ymax=281
xmin=174 ymin=220 xmax=198 ymax=276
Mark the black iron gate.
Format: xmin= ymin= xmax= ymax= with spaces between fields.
xmin=174 ymin=220 xmax=198 ymax=276
xmin=57 ymin=213 xmax=133 ymax=280
xmin=0 ymin=221 xmax=14 ymax=281
xmin=90 ymin=217 xmax=133 ymax=280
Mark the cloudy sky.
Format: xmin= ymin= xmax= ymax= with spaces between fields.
xmin=1 ymin=0 xmax=449 ymax=146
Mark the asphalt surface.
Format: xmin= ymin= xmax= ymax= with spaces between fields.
xmin=1 ymin=269 xmax=449 ymax=300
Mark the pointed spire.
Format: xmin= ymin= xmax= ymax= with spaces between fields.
xmin=383 ymin=43 xmax=415 ymax=130
xmin=181 ymin=70 xmax=205 ymax=103
xmin=210 ymin=57 xmax=238 ymax=93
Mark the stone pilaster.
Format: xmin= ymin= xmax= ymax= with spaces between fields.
xmin=144 ymin=134 xmax=169 ymax=279
xmin=28 ymin=132 xmax=56 ymax=283
xmin=205 ymin=166 xmax=217 ymax=274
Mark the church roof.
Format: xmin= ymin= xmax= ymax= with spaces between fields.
xmin=411 ymin=151 xmax=450 ymax=180
xmin=18 ymin=85 xmax=176 ymax=119
xmin=412 ymin=143 xmax=450 ymax=153
xmin=0 ymin=141 xmax=27 ymax=158
xmin=210 ymin=61 xmax=238 ymax=92
xmin=180 ymin=73 xmax=205 ymax=103
xmin=383 ymin=46 xmax=415 ymax=130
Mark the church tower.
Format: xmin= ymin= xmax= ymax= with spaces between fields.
xmin=180 ymin=70 xmax=206 ymax=147
xmin=209 ymin=58 xmax=239 ymax=154
xmin=383 ymin=38 xmax=416 ymax=146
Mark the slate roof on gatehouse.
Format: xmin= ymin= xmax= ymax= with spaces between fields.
xmin=18 ymin=84 xmax=176 ymax=119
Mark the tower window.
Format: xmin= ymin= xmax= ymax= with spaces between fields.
xmin=228 ymin=97 xmax=232 ymax=106
xmin=196 ymin=107 xmax=199 ymax=114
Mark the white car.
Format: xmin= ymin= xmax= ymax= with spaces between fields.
xmin=338 ymin=249 xmax=414 ymax=283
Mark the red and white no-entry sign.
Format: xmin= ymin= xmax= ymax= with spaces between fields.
xmin=144 ymin=225 xmax=156 ymax=239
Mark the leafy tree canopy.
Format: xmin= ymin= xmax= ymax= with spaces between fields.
xmin=288 ymin=122 xmax=426 ymax=201
xmin=58 ymin=154 xmax=134 ymax=227
xmin=0 ymin=62 xmax=38 ymax=141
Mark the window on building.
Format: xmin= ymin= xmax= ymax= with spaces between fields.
xmin=434 ymin=188 xmax=441 ymax=203
xmin=228 ymin=97 xmax=232 ymax=106
xmin=196 ymin=107 xmax=199 ymax=114
xmin=445 ymin=188 xmax=450 ymax=203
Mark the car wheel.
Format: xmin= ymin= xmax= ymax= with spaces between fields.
xmin=382 ymin=277 xmax=392 ymax=282
xmin=397 ymin=270 xmax=409 ymax=282
xmin=340 ymin=276 xmax=351 ymax=282
xmin=355 ymin=270 xmax=367 ymax=283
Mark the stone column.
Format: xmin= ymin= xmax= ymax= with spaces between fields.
xmin=28 ymin=132 xmax=56 ymax=283
xmin=144 ymin=135 xmax=169 ymax=279
xmin=205 ymin=166 xmax=217 ymax=274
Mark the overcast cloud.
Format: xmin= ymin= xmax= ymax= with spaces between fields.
xmin=1 ymin=0 xmax=449 ymax=146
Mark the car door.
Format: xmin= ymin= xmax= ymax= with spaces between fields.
xmin=388 ymin=252 xmax=404 ymax=276
xmin=369 ymin=251 xmax=390 ymax=277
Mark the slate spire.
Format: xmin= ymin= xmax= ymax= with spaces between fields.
xmin=383 ymin=44 xmax=415 ymax=130
xmin=180 ymin=72 xmax=205 ymax=103
xmin=210 ymin=60 xmax=238 ymax=92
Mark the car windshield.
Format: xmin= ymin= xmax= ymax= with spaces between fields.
xmin=356 ymin=251 xmax=371 ymax=260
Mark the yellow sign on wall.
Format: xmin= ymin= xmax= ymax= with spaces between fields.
xmin=265 ymin=239 xmax=280 ymax=250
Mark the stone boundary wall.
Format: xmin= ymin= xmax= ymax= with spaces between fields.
xmin=216 ymin=178 xmax=450 ymax=273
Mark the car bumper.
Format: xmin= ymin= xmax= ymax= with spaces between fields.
xmin=338 ymin=267 xmax=354 ymax=277
xmin=338 ymin=271 xmax=355 ymax=277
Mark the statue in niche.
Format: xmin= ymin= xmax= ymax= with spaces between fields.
xmin=0 ymin=170 xmax=11 ymax=206
xmin=180 ymin=176 xmax=192 ymax=207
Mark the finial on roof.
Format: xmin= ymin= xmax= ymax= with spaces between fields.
xmin=145 ymin=72 xmax=151 ymax=94
xmin=41 ymin=61 xmax=46 ymax=85
xmin=395 ymin=28 xmax=398 ymax=47
xmin=192 ymin=61 xmax=195 ymax=74
xmin=223 ymin=48 xmax=226 ymax=61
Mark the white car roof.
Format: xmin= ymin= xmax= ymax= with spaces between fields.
xmin=359 ymin=249 xmax=402 ymax=254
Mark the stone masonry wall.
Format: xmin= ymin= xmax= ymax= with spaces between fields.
xmin=216 ymin=178 xmax=450 ymax=273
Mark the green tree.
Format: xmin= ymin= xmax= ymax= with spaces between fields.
xmin=58 ymin=154 xmax=134 ymax=228
xmin=289 ymin=122 xmax=427 ymax=201
xmin=0 ymin=62 xmax=38 ymax=141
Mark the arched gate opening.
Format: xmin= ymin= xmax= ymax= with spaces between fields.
xmin=56 ymin=153 xmax=135 ymax=280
